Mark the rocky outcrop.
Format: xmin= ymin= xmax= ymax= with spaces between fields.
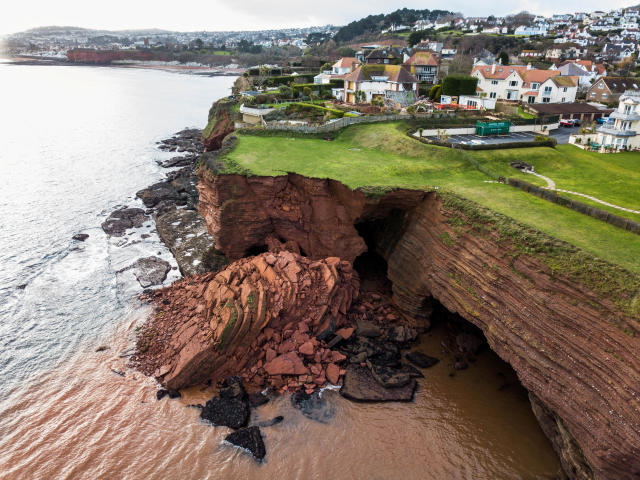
xmin=202 ymin=100 xmax=236 ymax=152
xmin=198 ymin=172 xmax=379 ymax=263
xmin=133 ymin=251 xmax=358 ymax=390
xmin=193 ymin=171 xmax=639 ymax=479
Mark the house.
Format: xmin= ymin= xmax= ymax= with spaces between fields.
xmin=601 ymin=43 xmax=635 ymax=61
xmin=331 ymin=57 xmax=360 ymax=75
xmin=527 ymin=102 xmax=611 ymax=122
xmin=519 ymin=50 xmax=545 ymax=59
xmin=343 ymin=64 xmax=417 ymax=105
xmin=471 ymin=64 xmax=578 ymax=103
xmin=363 ymin=47 xmax=404 ymax=65
xmin=552 ymin=60 xmax=606 ymax=89
xmin=403 ymin=51 xmax=439 ymax=84
xmin=414 ymin=41 xmax=443 ymax=53
xmin=515 ymin=24 xmax=548 ymax=36
xmin=595 ymin=89 xmax=640 ymax=149
xmin=587 ymin=77 xmax=640 ymax=104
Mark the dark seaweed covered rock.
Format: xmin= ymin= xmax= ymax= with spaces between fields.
xmin=340 ymin=365 xmax=416 ymax=402
xmin=224 ymin=426 xmax=266 ymax=461
xmin=200 ymin=377 xmax=250 ymax=429
xmin=405 ymin=351 xmax=440 ymax=368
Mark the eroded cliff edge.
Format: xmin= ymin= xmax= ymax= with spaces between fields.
xmin=193 ymin=169 xmax=639 ymax=480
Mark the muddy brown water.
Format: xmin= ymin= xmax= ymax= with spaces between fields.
xmin=0 ymin=308 xmax=561 ymax=480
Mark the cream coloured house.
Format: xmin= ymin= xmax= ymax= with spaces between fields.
xmin=595 ymin=90 xmax=640 ymax=150
xmin=472 ymin=64 xmax=578 ymax=104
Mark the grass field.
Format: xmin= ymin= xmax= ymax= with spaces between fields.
xmin=223 ymin=122 xmax=640 ymax=273
xmin=473 ymin=145 xmax=640 ymax=221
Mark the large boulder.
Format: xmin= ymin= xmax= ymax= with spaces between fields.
xmin=133 ymin=251 xmax=358 ymax=390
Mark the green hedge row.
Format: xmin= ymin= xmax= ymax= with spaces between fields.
xmin=441 ymin=75 xmax=479 ymax=96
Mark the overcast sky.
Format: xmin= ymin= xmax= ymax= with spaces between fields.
xmin=1 ymin=0 xmax=635 ymax=35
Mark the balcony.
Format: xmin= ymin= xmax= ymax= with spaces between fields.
xmin=596 ymin=125 xmax=637 ymax=136
xmin=610 ymin=111 xmax=640 ymax=121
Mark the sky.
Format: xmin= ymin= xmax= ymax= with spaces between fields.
xmin=1 ymin=0 xmax=635 ymax=35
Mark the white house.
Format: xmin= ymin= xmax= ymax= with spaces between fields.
xmin=595 ymin=89 xmax=640 ymax=150
xmin=515 ymin=23 xmax=548 ymax=36
xmin=472 ymin=64 xmax=578 ymax=103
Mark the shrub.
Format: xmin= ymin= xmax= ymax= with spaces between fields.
xmin=429 ymin=84 xmax=441 ymax=101
xmin=279 ymin=85 xmax=293 ymax=99
xmin=303 ymin=87 xmax=312 ymax=98
xmin=255 ymin=94 xmax=268 ymax=104
xmin=441 ymin=75 xmax=478 ymax=96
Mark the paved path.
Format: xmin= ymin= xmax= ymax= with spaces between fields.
xmin=523 ymin=170 xmax=640 ymax=214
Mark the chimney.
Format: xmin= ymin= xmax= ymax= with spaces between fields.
xmin=491 ymin=62 xmax=496 ymax=74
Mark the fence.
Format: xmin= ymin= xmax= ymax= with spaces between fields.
xmin=508 ymin=178 xmax=640 ymax=235
xmin=260 ymin=112 xmax=452 ymax=134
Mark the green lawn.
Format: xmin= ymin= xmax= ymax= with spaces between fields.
xmin=472 ymin=145 xmax=640 ymax=221
xmin=223 ymin=122 xmax=640 ymax=273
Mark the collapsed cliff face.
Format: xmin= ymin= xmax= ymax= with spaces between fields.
xmin=198 ymin=172 xmax=368 ymax=262
xmin=134 ymin=251 xmax=358 ymax=390
xmin=192 ymin=171 xmax=640 ymax=480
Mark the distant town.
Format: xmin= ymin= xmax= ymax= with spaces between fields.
xmin=5 ymin=6 xmax=640 ymax=150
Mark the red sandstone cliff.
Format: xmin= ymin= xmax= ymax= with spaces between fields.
xmin=66 ymin=48 xmax=155 ymax=64
xmin=191 ymin=172 xmax=639 ymax=480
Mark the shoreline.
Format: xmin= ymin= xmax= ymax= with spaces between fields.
xmin=1 ymin=56 xmax=244 ymax=76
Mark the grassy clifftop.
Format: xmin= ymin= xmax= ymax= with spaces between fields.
xmin=216 ymin=122 xmax=640 ymax=274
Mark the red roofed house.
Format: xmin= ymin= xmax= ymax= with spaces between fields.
xmin=343 ymin=64 xmax=417 ymax=105
xmin=403 ymin=51 xmax=439 ymax=85
xmin=472 ymin=63 xmax=578 ymax=103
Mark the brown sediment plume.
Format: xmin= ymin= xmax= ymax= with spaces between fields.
xmin=133 ymin=251 xmax=358 ymax=391
xmin=190 ymin=171 xmax=640 ymax=480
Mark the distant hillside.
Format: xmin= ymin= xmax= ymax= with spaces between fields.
xmin=333 ymin=8 xmax=455 ymax=43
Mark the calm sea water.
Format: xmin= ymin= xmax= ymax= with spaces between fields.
xmin=0 ymin=63 xmax=235 ymax=393
xmin=0 ymin=63 xmax=561 ymax=480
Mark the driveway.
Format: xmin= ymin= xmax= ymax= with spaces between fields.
xmin=425 ymin=127 xmax=578 ymax=146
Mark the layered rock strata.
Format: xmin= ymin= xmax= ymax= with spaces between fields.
xmin=193 ymin=172 xmax=639 ymax=480
xmin=134 ymin=251 xmax=358 ymax=390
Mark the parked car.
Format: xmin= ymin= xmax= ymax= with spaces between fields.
xmin=596 ymin=116 xmax=613 ymax=124
xmin=560 ymin=118 xmax=580 ymax=127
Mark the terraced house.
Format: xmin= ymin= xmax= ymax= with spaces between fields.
xmin=472 ymin=64 xmax=578 ymax=103
xmin=343 ymin=64 xmax=417 ymax=105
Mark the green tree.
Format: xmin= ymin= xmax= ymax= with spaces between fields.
xmin=279 ymin=85 xmax=293 ymax=99
xmin=320 ymin=62 xmax=332 ymax=72
xmin=497 ymin=51 xmax=509 ymax=65
xmin=303 ymin=86 xmax=312 ymax=98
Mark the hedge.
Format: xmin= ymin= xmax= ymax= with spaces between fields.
xmin=441 ymin=75 xmax=479 ymax=96
xmin=265 ymin=75 xmax=314 ymax=87
xmin=508 ymin=178 xmax=640 ymax=235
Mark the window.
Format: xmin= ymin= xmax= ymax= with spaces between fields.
xmin=528 ymin=96 xmax=536 ymax=103
xmin=562 ymin=87 xmax=568 ymax=92
xmin=602 ymin=93 xmax=608 ymax=98
xmin=544 ymin=86 xmax=552 ymax=93
xmin=543 ymin=97 xmax=551 ymax=103
xmin=562 ymin=97 xmax=566 ymax=102
xmin=491 ymin=80 xmax=498 ymax=85
xmin=509 ymin=80 xmax=518 ymax=87
xmin=598 ymin=83 xmax=604 ymax=89
xmin=624 ymin=104 xmax=633 ymax=114
xmin=531 ymin=83 xmax=539 ymax=90
xmin=590 ymin=92 xmax=596 ymax=96
xmin=489 ymin=92 xmax=497 ymax=98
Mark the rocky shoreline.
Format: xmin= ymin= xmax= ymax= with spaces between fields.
xmin=100 ymin=128 xmax=228 ymax=287
xmin=101 ymin=127 xmax=489 ymax=463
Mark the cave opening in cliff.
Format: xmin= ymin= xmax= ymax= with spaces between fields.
xmin=244 ymin=244 xmax=268 ymax=257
